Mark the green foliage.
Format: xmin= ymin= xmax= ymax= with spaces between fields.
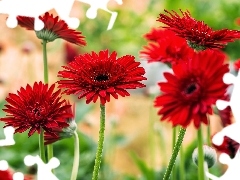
xmin=54 ymin=132 xmax=97 ymax=180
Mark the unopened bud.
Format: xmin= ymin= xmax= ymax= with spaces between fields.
xmin=192 ymin=145 xmax=217 ymax=168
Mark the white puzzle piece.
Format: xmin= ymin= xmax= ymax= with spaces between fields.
xmin=0 ymin=126 xmax=15 ymax=146
xmin=79 ymin=0 xmax=122 ymax=30
xmin=0 ymin=0 xmax=79 ymax=30
xmin=24 ymin=155 xmax=60 ymax=180
xmin=206 ymin=70 xmax=240 ymax=179
xmin=0 ymin=0 xmax=123 ymax=31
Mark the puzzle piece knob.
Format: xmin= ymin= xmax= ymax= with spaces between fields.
xmin=65 ymin=17 xmax=80 ymax=29
xmin=34 ymin=19 xmax=44 ymax=31
xmin=86 ymin=8 xmax=97 ymax=19
xmin=6 ymin=16 xmax=18 ymax=28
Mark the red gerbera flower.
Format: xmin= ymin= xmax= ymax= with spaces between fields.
xmin=17 ymin=12 xmax=86 ymax=46
xmin=157 ymin=9 xmax=240 ymax=50
xmin=44 ymin=102 xmax=76 ymax=145
xmin=0 ymin=82 xmax=73 ymax=137
xmin=140 ymin=29 xmax=194 ymax=65
xmin=58 ymin=50 xmax=147 ymax=104
xmin=154 ymin=50 xmax=229 ymax=128
xmin=212 ymin=136 xmax=239 ymax=158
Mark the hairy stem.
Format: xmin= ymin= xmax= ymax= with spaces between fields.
xmin=39 ymin=127 xmax=46 ymax=163
xmin=92 ymin=104 xmax=106 ymax=180
xmin=163 ymin=127 xmax=186 ymax=180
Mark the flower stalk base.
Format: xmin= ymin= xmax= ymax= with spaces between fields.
xmin=92 ymin=104 xmax=106 ymax=180
xmin=198 ymin=125 xmax=205 ymax=180
xmin=71 ymin=131 xmax=80 ymax=180
xmin=163 ymin=127 xmax=186 ymax=180
xmin=39 ymin=127 xmax=46 ymax=163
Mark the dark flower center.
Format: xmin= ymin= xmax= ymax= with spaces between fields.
xmin=27 ymin=102 xmax=48 ymax=121
xmin=95 ymin=74 xmax=109 ymax=82
xmin=32 ymin=107 xmax=41 ymax=116
xmin=185 ymin=83 xmax=197 ymax=94
xmin=181 ymin=81 xmax=201 ymax=100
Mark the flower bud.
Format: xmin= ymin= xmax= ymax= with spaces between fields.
xmin=59 ymin=118 xmax=77 ymax=139
xmin=192 ymin=145 xmax=217 ymax=168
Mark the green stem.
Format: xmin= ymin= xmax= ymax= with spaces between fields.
xmin=71 ymin=131 xmax=80 ymax=180
xmin=42 ymin=39 xmax=53 ymax=162
xmin=171 ymin=127 xmax=176 ymax=180
xmin=92 ymin=104 xmax=106 ymax=180
xmin=207 ymin=116 xmax=212 ymax=174
xmin=207 ymin=116 xmax=211 ymax=146
xmin=180 ymin=141 xmax=185 ymax=180
xmin=39 ymin=127 xmax=46 ymax=163
xmin=198 ymin=125 xmax=205 ymax=180
xmin=163 ymin=127 xmax=186 ymax=180
xmin=47 ymin=145 xmax=53 ymax=162
xmin=42 ymin=40 xmax=48 ymax=84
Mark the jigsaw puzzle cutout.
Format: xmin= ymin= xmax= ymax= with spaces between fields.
xmin=79 ymin=0 xmax=123 ymax=30
xmin=206 ymin=70 xmax=240 ymax=179
xmin=0 ymin=126 xmax=15 ymax=146
xmin=0 ymin=126 xmax=60 ymax=179
xmin=0 ymin=0 xmax=123 ymax=31
xmin=0 ymin=126 xmax=24 ymax=180
xmin=24 ymin=155 xmax=60 ymax=180
xmin=0 ymin=0 xmax=79 ymax=30
xmin=0 ymin=155 xmax=60 ymax=180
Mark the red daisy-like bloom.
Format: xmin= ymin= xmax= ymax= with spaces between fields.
xmin=58 ymin=49 xmax=147 ymax=104
xmin=157 ymin=9 xmax=240 ymax=50
xmin=0 ymin=82 xmax=73 ymax=137
xmin=140 ymin=29 xmax=194 ymax=65
xmin=44 ymin=102 xmax=76 ymax=145
xmin=212 ymin=136 xmax=239 ymax=158
xmin=154 ymin=50 xmax=229 ymax=128
xmin=17 ymin=12 xmax=86 ymax=46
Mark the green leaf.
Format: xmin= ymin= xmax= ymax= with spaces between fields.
xmin=130 ymin=151 xmax=155 ymax=180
